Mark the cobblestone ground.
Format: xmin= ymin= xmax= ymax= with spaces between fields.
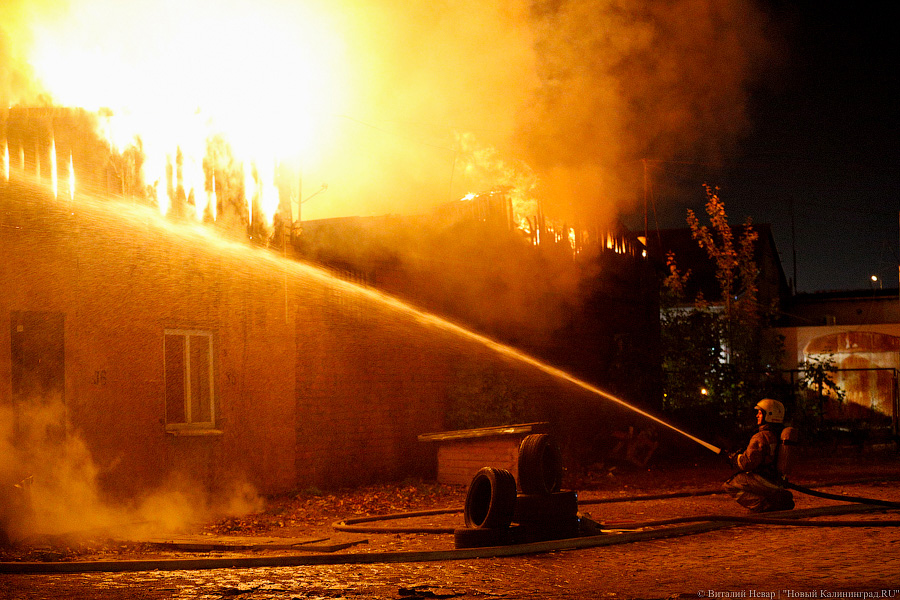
xmin=4 ymin=478 xmax=899 ymax=600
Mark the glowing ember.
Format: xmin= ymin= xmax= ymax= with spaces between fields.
xmin=209 ymin=173 xmax=218 ymax=221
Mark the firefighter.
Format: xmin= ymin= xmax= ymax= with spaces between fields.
xmin=723 ymin=398 xmax=795 ymax=512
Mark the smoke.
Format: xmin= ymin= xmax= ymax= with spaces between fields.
xmin=325 ymin=0 xmax=772 ymax=225
xmin=0 ymin=0 xmax=772 ymax=227
xmin=520 ymin=0 xmax=772 ymax=224
xmin=0 ymin=397 xmax=262 ymax=544
xmin=0 ymin=2 xmax=775 ymax=530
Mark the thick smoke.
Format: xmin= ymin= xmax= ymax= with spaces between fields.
xmin=1 ymin=0 xmax=772 ymax=227
xmin=1 ymin=0 xmax=773 ymax=537
xmin=326 ymin=0 xmax=772 ymax=225
xmin=519 ymin=0 xmax=772 ymax=224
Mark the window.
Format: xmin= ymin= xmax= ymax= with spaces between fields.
xmin=164 ymin=330 xmax=215 ymax=430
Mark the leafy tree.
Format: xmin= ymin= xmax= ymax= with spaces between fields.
xmin=793 ymin=354 xmax=846 ymax=430
xmin=661 ymin=185 xmax=784 ymax=426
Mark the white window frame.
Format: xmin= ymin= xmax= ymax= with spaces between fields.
xmin=164 ymin=329 xmax=216 ymax=432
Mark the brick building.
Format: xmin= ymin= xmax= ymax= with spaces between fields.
xmin=3 ymin=107 xmax=663 ymax=507
xmin=1 ymin=180 xmax=467 ymax=499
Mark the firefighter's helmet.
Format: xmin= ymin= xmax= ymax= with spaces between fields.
xmin=755 ymin=398 xmax=785 ymax=424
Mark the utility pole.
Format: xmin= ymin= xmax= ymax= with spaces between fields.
xmin=642 ymin=159 xmax=649 ymax=241
xmin=789 ymin=196 xmax=798 ymax=294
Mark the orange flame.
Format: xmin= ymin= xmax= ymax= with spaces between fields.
xmin=25 ymin=0 xmax=350 ymax=225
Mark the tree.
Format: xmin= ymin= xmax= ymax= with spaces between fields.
xmin=794 ymin=354 xmax=846 ymax=431
xmin=661 ymin=185 xmax=784 ymax=427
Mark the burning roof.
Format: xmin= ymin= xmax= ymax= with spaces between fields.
xmin=2 ymin=0 xmax=775 ymax=236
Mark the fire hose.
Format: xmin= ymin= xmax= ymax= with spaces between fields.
xmin=3 ymin=431 xmax=897 ymax=574
xmin=331 ymin=479 xmax=900 ymax=536
xmin=2 ymin=475 xmax=897 ymax=574
xmin=3 ymin=502 xmax=899 ymax=574
xmin=781 ymin=480 xmax=900 ymax=508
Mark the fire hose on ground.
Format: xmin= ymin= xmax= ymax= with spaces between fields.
xmin=2 ymin=434 xmax=898 ymax=574
xmin=781 ymin=480 xmax=900 ymax=508
xmin=330 ymin=430 xmax=900 ymax=551
xmin=2 ymin=480 xmax=898 ymax=575
xmin=330 ymin=477 xmax=900 ymax=536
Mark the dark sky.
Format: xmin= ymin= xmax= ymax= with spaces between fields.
xmin=627 ymin=0 xmax=899 ymax=294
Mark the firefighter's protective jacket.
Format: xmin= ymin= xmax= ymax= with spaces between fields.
xmin=725 ymin=423 xmax=793 ymax=512
xmin=734 ymin=423 xmax=780 ymax=474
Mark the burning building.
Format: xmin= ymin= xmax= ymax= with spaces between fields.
xmin=1 ymin=176 xmax=663 ymax=547
xmin=0 ymin=175 xmax=461 ymax=530
xmin=296 ymin=188 xmax=662 ymax=436
xmin=1 ymin=108 xmax=661 ymax=533
xmin=1 ymin=0 xmax=778 ymax=539
xmin=2 ymin=107 xmax=111 ymax=199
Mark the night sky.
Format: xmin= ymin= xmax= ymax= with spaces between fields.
xmin=626 ymin=0 xmax=899 ymax=294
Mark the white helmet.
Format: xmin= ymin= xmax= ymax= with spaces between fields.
xmin=755 ymin=398 xmax=785 ymax=424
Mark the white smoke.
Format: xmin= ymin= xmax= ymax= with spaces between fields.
xmin=0 ymin=397 xmax=262 ymax=544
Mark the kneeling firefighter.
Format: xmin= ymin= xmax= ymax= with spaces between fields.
xmin=723 ymin=398 xmax=795 ymax=513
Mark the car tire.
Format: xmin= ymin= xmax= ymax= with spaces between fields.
xmin=463 ymin=467 xmax=517 ymax=529
xmin=453 ymin=525 xmax=516 ymax=549
xmin=517 ymin=433 xmax=563 ymax=495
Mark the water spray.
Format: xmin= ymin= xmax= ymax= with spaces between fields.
xmin=284 ymin=264 xmax=900 ymax=513
xmin=431 ymin=332 xmax=718 ymax=453
xmin=329 ymin=277 xmax=897 ymax=511
xmin=335 ymin=278 xmax=727 ymax=454
xmin=500 ymin=358 xmax=726 ymax=456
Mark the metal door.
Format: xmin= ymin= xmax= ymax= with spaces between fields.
xmin=10 ymin=311 xmax=65 ymax=403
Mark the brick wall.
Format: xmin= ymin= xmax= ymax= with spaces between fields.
xmin=2 ymin=183 xmax=458 ymax=498
xmin=293 ymin=275 xmax=452 ymax=489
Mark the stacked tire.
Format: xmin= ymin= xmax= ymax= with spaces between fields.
xmin=513 ymin=434 xmax=580 ymax=543
xmin=454 ymin=466 xmax=518 ymax=549
xmin=517 ymin=433 xmax=563 ymax=495
xmin=454 ymin=434 xmax=581 ymax=548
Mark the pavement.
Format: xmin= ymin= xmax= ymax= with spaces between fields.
xmin=3 ymin=449 xmax=900 ymax=599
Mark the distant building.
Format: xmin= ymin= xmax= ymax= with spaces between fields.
xmin=779 ymin=289 xmax=900 ymax=432
xmin=647 ymin=223 xmax=898 ymax=436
